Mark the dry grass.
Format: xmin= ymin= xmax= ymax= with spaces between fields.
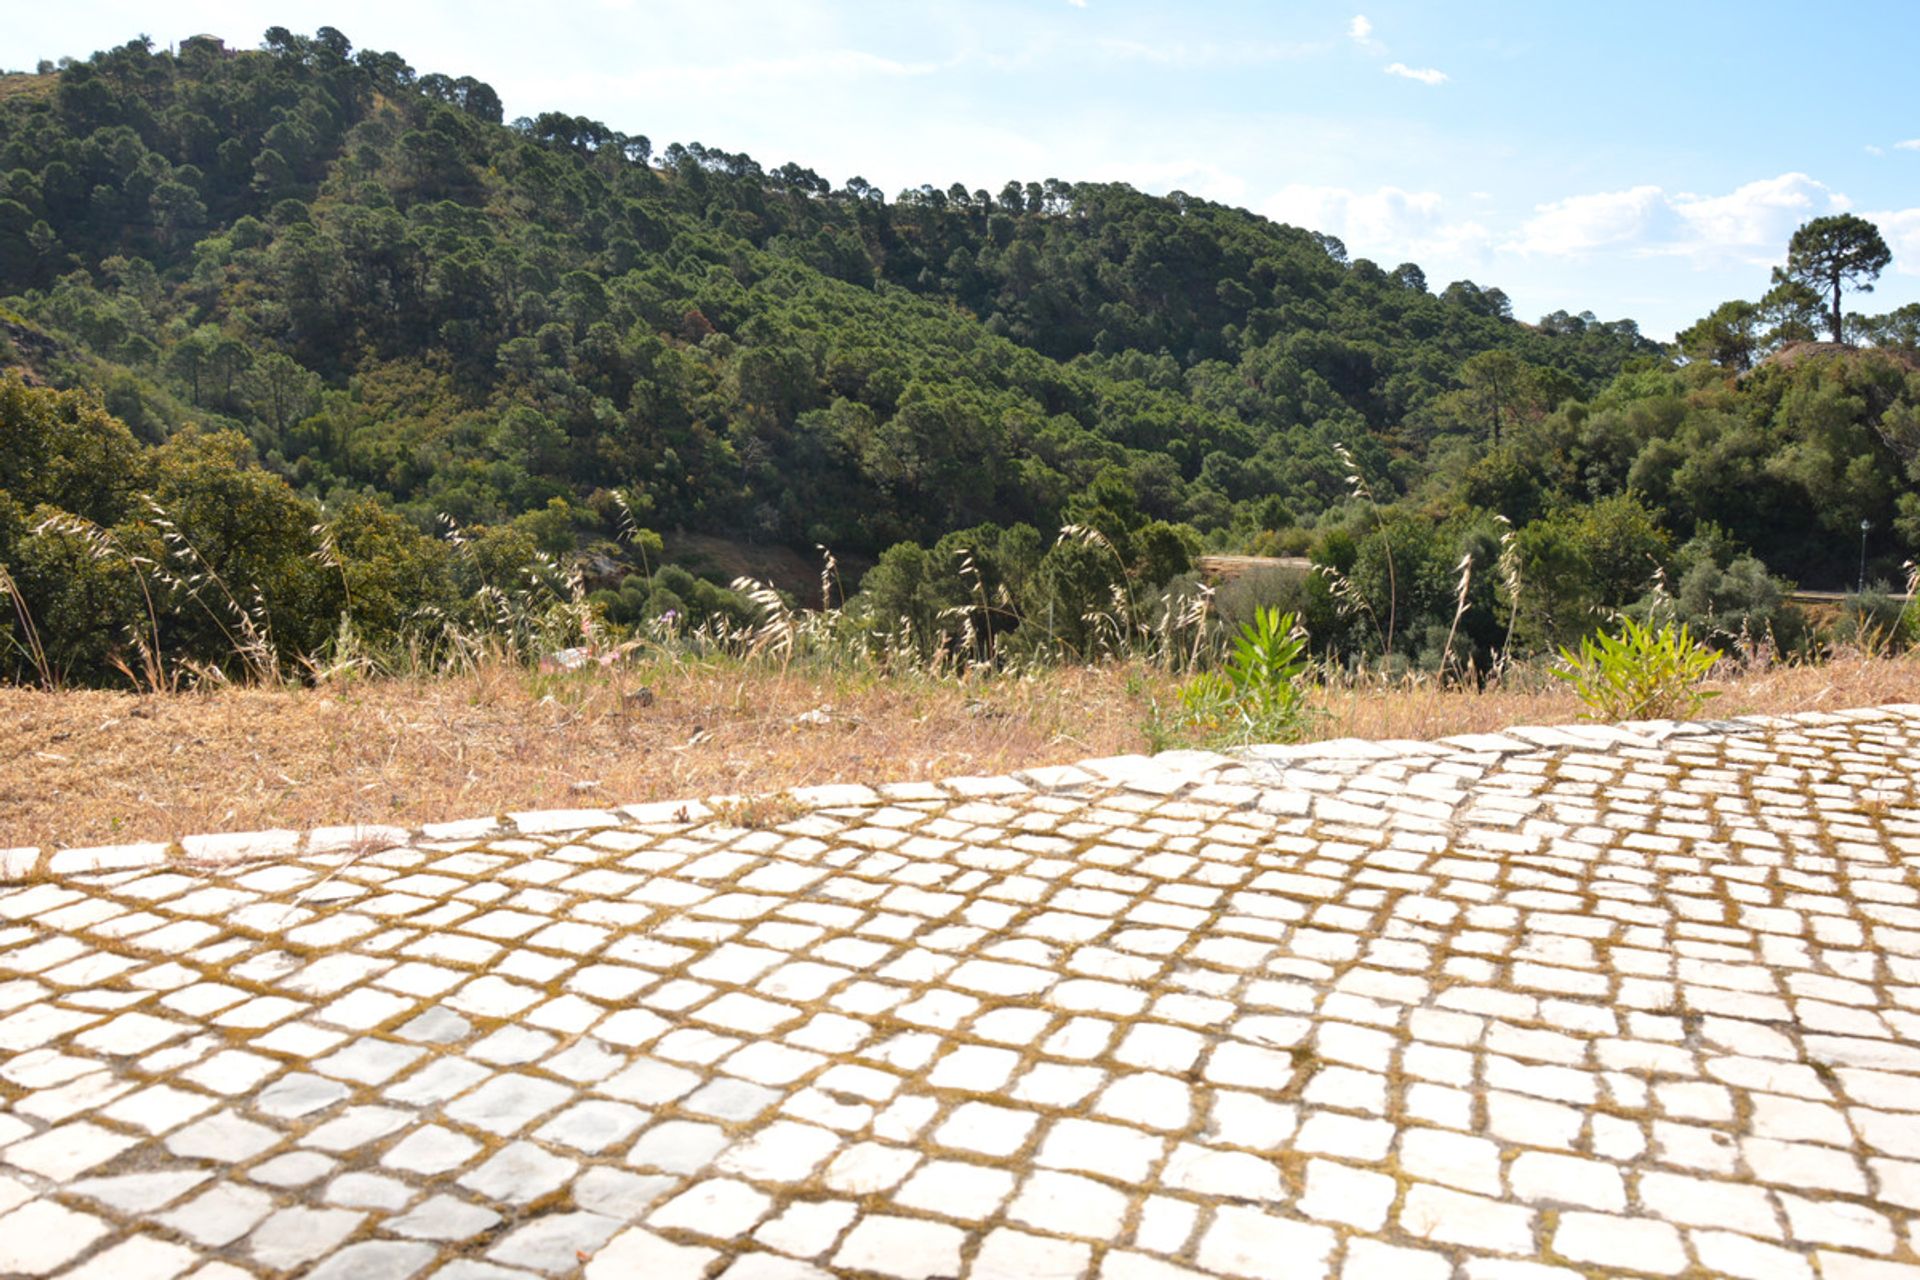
xmin=0 ymin=660 xmax=1147 ymax=848
xmin=3 ymin=652 xmax=1915 ymax=850
xmin=0 ymin=74 xmax=55 ymax=105
xmin=1316 ymin=651 xmax=1920 ymax=742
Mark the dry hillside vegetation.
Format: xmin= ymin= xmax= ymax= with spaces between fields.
xmin=4 ymin=652 xmax=1915 ymax=850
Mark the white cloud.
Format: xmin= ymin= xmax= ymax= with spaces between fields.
xmin=1119 ymin=159 xmax=1249 ymax=206
xmin=1268 ymin=183 xmax=1434 ymax=240
xmin=1384 ymin=61 xmax=1446 ymax=85
xmin=1507 ymin=185 xmax=1670 ymax=255
xmin=1348 ymin=14 xmax=1372 ymax=42
xmin=1868 ymin=208 xmax=1920 ymax=276
xmin=1896 ymin=139 xmax=1920 ymax=151
xmin=1671 ymin=173 xmax=1844 ymax=254
xmin=1506 ymin=172 xmax=1850 ymax=265
xmin=1263 ymin=183 xmax=1489 ymax=263
xmin=1066 ymin=0 xmax=1088 ymax=8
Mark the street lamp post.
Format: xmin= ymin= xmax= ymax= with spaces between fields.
xmin=1859 ymin=519 xmax=1872 ymax=594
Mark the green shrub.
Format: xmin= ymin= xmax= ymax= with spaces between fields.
xmin=1553 ymin=616 xmax=1719 ymax=722
xmin=1836 ymin=583 xmax=1915 ymax=653
xmin=1213 ymin=565 xmax=1310 ymax=631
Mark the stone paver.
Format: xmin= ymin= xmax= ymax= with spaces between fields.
xmin=0 ymin=703 xmax=1917 ymax=1277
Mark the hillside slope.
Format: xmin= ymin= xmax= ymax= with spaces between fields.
xmin=2 ymin=28 xmax=1915 ymax=691
xmin=0 ymin=29 xmax=1654 ymax=554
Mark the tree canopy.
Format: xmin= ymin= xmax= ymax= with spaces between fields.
xmin=0 ymin=28 xmax=1667 ymax=561
xmin=1778 ymin=214 xmax=1892 ymax=344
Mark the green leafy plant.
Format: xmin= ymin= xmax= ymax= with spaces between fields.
xmin=1150 ymin=606 xmax=1312 ymax=748
xmin=1903 ymin=561 xmax=1920 ymax=646
xmin=1223 ymin=605 xmax=1312 ymax=717
xmin=1553 ymin=615 xmax=1720 ymax=722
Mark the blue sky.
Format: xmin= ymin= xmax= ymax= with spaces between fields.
xmin=11 ymin=1 xmax=1920 ymax=338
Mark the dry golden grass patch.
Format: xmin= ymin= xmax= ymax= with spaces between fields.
xmin=0 ymin=74 xmax=55 ymax=106
xmin=0 ymin=660 xmax=1147 ymax=848
xmin=1318 ymin=652 xmax=1920 ymax=743
xmin=3 ymin=651 xmax=1914 ymax=850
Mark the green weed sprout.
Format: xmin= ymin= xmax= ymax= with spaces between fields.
xmin=1553 ymin=615 xmax=1719 ymax=722
xmin=1155 ymin=606 xmax=1312 ymax=748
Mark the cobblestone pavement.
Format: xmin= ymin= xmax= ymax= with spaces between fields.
xmin=2 ymin=705 xmax=1920 ymax=1280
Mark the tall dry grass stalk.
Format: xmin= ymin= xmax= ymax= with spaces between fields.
xmin=143 ymin=497 xmax=282 ymax=686
xmin=610 ymin=489 xmax=656 ymax=585
xmin=1439 ymin=551 xmax=1473 ymax=682
xmin=733 ymin=576 xmax=798 ymax=667
xmin=32 ymin=509 xmax=170 ymax=693
xmin=0 ymin=562 xmax=52 ymax=691
xmin=1059 ymin=523 xmax=1142 ymax=653
xmin=1490 ymin=515 xmax=1523 ymax=684
xmin=1333 ymin=442 xmax=1396 ymax=656
xmin=1904 ymin=561 xmax=1920 ymax=640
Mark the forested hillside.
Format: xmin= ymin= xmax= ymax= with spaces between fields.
xmin=2 ymin=28 xmax=1917 ymax=686
xmin=0 ymin=28 xmax=1655 ymax=540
